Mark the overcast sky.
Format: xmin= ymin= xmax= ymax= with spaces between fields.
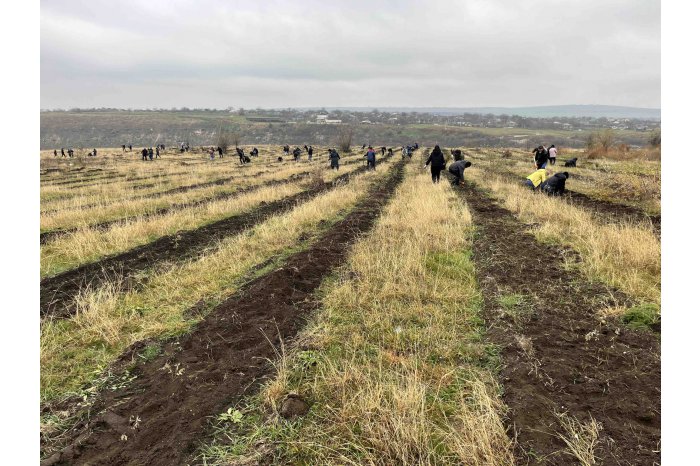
xmin=41 ymin=0 xmax=660 ymax=109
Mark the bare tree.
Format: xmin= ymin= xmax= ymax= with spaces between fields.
xmin=216 ymin=123 xmax=240 ymax=153
xmin=336 ymin=125 xmax=354 ymax=153
xmin=595 ymin=129 xmax=616 ymax=153
xmin=648 ymin=129 xmax=661 ymax=148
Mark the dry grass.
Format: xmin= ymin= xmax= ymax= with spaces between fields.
xmin=555 ymin=411 xmax=602 ymax=465
xmin=40 ymin=158 xmax=397 ymax=402
xmin=465 ymin=169 xmax=660 ymax=304
xmin=200 ymin=162 xmax=513 ymax=465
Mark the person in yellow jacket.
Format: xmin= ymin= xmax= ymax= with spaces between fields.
xmin=524 ymin=168 xmax=548 ymax=190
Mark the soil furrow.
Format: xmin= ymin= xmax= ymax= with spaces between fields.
xmin=40 ymin=157 xmax=391 ymax=318
xmin=41 ymin=159 xmax=406 ymax=466
xmin=39 ymin=171 xmax=312 ymax=245
xmin=457 ymin=181 xmax=660 ymax=465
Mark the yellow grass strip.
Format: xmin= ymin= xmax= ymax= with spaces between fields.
xmin=40 ymin=158 xmax=397 ymax=402
xmin=201 ymin=162 xmax=513 ymax=465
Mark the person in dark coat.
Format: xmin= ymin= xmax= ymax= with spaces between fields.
xmin=148 ymin=147 xmax=154 ymax=160
xmin=61 ymin=148 xmax=66 ymax=157
xmin=293 ymin=147 xmax=302 ymax=161
xmin=541 ymin=172 xmax=569 ymax=195
xmin=424 ymin=145 xmax=446 ymax=183
xmin=380 ymin=146 xmax=386 ymax=156
xmin=217 ymin=146 xmax=223 ymax=158
xmin=328 ymin=148 xmax=341 ymax=170
xmin=387 ymin=147 xmax=393 ymax=156
xmin=533 ymin=145 xmax=549 ymax=169
xmin=448 ymin=160 xmax=472 ymax=186
xmin=365 ymin=146 xmax=377 ymax=170
xmin=236 ymin=147 xmax=245 ymax=164
xmin=53 ymin=149 xmax=57 ymax=157
xmin=307 ymin=145 xmax=313 ymax=160
xmin=141 ymin=148 xmax=148 ymax=161
xmin=564 ymin=157 xmax=578 ymax=167
xmin=252 ymin=147 xmax=259 ymax=157
xmin=155 ymin=146 xmax=160 ymax=158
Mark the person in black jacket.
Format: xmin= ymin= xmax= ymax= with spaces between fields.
xmin=217 ymin=146 xmax=223 ymax=158
xmin=448 ymin=160 xmax=472 ymax=185
xmin=533 ymin=145 xmax=549 ymax=169
xmin=141 ymin=148 xmax=148 ymax=161
xmin=236 ymin=147 xmax=245 ymax=164
xmin=564 ymin=157 xmax=578 ymax=167
xmin=541 ymin=172 xmax=569 ymax=195
xmin=424 ymin=145 xmax=446 ymax=183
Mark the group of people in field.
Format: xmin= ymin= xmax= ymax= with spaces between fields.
xmin=424 ymin=145 xmax=472 ymax=186
xmin=524 ymin=144 xmax=579 ymax=195
xmin=420 ymin=144 xmax=578 ymax=195
xmin=53 ymin=148 xmax=99 ymax=157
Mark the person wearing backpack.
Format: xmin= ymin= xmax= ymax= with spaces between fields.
xmin=424 ymin=145 xmax=446 ymax=183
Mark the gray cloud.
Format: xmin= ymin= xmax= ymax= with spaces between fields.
xmin=41 ymin=0 xmax=660 ymax=109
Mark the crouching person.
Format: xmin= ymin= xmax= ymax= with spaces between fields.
xmin=541 ymin=172 xmax=569 ymax=196
xmin=448 ymin=159 xmax=472 ymax=186
xmin=524 ymin=168 xmax=548 ymax=190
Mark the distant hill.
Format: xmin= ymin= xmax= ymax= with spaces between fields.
xmin=319 ymin=105 xmax=661 ymax=120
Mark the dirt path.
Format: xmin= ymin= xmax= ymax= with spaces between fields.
xmin=41 ymin=160 xmax=406 ymax=466
xmin=40 ymin=157 xmax=393 ymax=318
xmin=457 ymin=181 xmax=660 ymax=465
xmin=39 ymin=171 xmax=311 ymax=245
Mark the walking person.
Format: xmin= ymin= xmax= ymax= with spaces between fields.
xmin=307 ymin=145 xmax=313 ymax=161
xmin=236 ymin=147 xmax=245 ymax=164
xmin=293 ymin=147 xmax=302 ymax=162
xmin=141 ymin=148 xmax=148 ymax=161
xmin=424 ymin=145 xmax=446 ymax=183
xmin=328 ymin=148 xmax=341 ymax=170
xmin=548 ymin=144 xmax=557 ymax=165
xmin=122 ymin=144 xmax=126 ymax=152
xmin=128 ymin=144 xmax=132 ymax=151
xmin=53 ymin=149 xmax=57 ymax=157
xmin=61 ymin=148 xmax=66 ymax=157
xmin=148 ymin=147 xmax=154 ymax=161
xmin=155 ymin=146 xmax=160 ymax=158
xmin=217 ymin=146 xmax=223 ymax=158
xmin=448 ymin=159 xmax=472 ymax=186
xmin=365 ymin=146 xmax=377 ymax=170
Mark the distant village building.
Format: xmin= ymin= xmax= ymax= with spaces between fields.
xmin=325 ymin=119 xmax=342 ymax=124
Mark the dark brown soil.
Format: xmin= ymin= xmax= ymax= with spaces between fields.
xmin=457 ymin=181 xmax=660 ymax=465
xmin=564 ymin=190 xmax=660 ymax=235
xmin=39 ymin=172 xmax=311 ymax=245
xmin=40 ymin=157 xmax=391 ymax=318
xmin=41 ymin=160 xmax=406 ymax=466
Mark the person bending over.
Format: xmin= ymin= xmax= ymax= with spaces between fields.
xmin=524 ymin=168 xmax=548 ymax=190
xmin=541 ymin=172 xmax=569 ymax=196
xmin=448 ymin=159 xmax=472 ymax=186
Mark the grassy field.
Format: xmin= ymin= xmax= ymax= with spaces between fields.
xmin=40 ymin=145 xmax=661 ymax=465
